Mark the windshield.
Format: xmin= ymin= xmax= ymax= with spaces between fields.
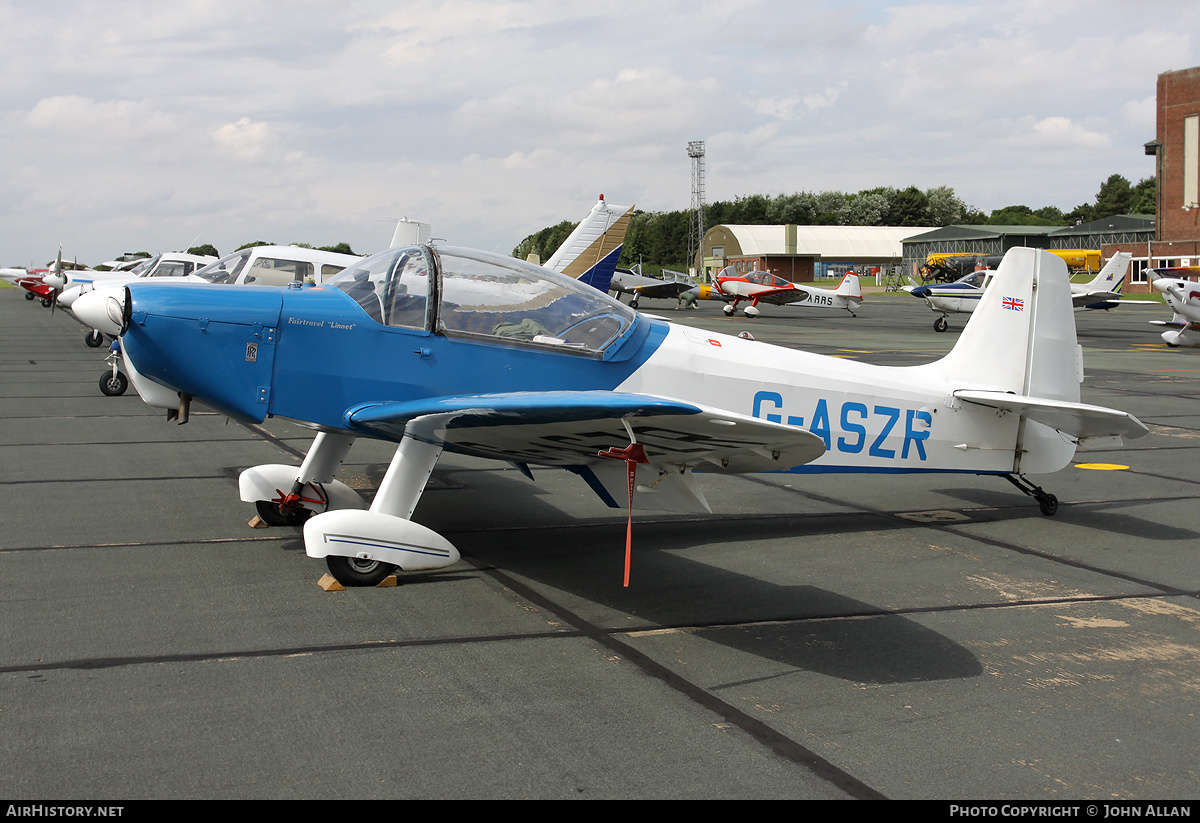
xmin=128 ymin=256 xmax=160 ymax=277
xmin=195 ymin=249 xmax=253 ymax=284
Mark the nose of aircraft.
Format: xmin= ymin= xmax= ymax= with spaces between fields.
xmin=120 ymin=282 xmax=284 ymax=423
xmin=1152 ymin=277 xmax=1172 ymax=294
xmin=42 ymin=273 xmax=67 ymax=290
xmin=910 ymin=285 xmax=931 ymax=298
xmin=72 ymin=287 xmax=125 ymax=335
xmin=56 ymin=284 xmax=90 ymax=309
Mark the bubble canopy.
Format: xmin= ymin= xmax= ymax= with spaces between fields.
xmin=327 ymin=245 xmax=642 ymax=357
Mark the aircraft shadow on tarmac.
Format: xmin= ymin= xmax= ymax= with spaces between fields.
xmin=275 ymin=462 xmax=985 ymax=686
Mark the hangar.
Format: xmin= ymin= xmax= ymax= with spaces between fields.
xmin=700 ymin=224 xmax=931 ymax=284
xmin=903 ymin=216 xmax=1155 ymax=285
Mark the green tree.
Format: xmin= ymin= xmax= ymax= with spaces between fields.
xmin=1132 ymin=177 xmax=1156 ymax=214
xmin=187 ymin=243 xmax=219 ymax=258
xmin=885 ymin=186 xmax=930 ymax=226
xmin=235 ymin=240 xmax=273 ymax=251
xmin=1093 ymin=174 xmax=1133 ymax=219
xmin=318 ymin=242 xmax=356 ymax=255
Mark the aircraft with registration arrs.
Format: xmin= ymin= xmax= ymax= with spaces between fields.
xmin=114 ymin=244 xmax=1147 ymax=587
xmin=715 ymin=265 xmax=863 ymax=317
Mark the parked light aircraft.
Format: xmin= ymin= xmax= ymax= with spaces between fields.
xmin=59 ymin=253 xmax=218 ymax=346
xmin=52 ymin=252 xmax=217 ymax=304
xmin=1148 ymin=266 xmax=1200 ymax=346
xmin=715 ymin=265 xmax=863 ymax=317
xmin=114 ymin=245 xmax=1146 ymax=587
xmin=908 ymin=251 xmax=1133 ymax=332
xmin=610 ymin=266 xmax=699 ymax=308
xmin=72 ymin=245 xmax=361 ymax=340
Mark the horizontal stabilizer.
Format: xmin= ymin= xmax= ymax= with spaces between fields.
xmin=954 ymin=389 xmax=1149 ymax=441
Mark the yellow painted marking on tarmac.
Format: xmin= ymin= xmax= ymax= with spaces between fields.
xmin=1074 ymin=463 xmax=1129 ymax=471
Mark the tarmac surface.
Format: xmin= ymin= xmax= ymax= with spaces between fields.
xmin=1 ymin=283 xmax=1198 ymax=800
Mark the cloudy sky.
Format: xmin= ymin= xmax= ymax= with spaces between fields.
xmin=1 ymin=0 xmax=1196 ymax=267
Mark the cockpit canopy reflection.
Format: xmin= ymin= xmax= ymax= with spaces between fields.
xmin=328 ymin=245 xmax=639 ymax=356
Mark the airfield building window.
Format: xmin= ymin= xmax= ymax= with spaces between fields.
xmin=434 ymin=246 xmax=636 ymax=355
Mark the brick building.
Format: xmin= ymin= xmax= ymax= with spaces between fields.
xmin=1110 ymin=66 xmax=1200 ymax=288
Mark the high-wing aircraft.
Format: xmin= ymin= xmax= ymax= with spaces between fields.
xmin=543 ymin=195 xmax=635 ymax=294
xmin=58 ymin=253 xmax=218 ymax=346
xmin=71 ymin=245 xmax=361 ymax=340
xmin=715 ymin=265 xmax=863 ymax=317
xmin=114 ymin=245 xmax=1145 ymax=587
xmin=1147 ymin=266 xmax=1200 ymax=346
xmin=610 ymin=266 xmax=699 ymax=308
xmin=908 ymin=251 xmax=1133 ymax=332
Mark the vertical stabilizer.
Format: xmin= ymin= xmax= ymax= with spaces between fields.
xmin=545 ymin=195 xmax=635 ymax=293
xmin=836 ymin=272 xmax=862 ymax=298
xmin=929 ymin=247 xmax=1083 ymax=474
xmin=1078 ymin=250 xmax=1132 ymax=294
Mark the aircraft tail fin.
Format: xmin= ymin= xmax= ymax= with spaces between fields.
xmin=545 ymin=195 xmax=635 ymax=293
xmin=935 ymin=248 xmax=1077 ymax=401
xmin=930 ymin=247 xmax=1146 ymax=473
xmin=1079 ymin=250 xmax=1132 ymax=293
xmin=835 ymin=272 xmax=862 ymax=298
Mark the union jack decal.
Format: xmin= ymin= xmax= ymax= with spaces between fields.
xmin=1002 ymin=296 xmax=1024 ymax=311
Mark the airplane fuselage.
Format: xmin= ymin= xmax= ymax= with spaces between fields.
xmin=120 ymin=279 xmax=1067 ymax=479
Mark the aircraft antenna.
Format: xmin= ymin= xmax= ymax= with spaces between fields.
xmin=686 ymin=140 xmax=706 ymax=278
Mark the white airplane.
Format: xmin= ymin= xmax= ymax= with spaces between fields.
xmin=1148 ymin=266 xmax=1200 ymax=346
xmin=113 ymin=245 xmax=1146 ymax=587
xmin=72 ymin=244 xmax=362 ymax=340
xmin=59 ymin=253 xmax=219 ymax=346
xmin=908 ymin=251 xmax=1133 ymax=332
xmin=715 ymin=265 xmax=863 ymax=317
xmin=610 ymin=266 xmax=699 ymax=308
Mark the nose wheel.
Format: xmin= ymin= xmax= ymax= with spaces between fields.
xmin=934 ymin=316 xmax=949 ymax=332
xmin=99 ymin=371 xmax=128 ymax=396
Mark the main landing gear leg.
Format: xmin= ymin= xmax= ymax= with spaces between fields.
xmin=303 ymin=431 xmax=460 ymax=586
xmin=241 ymin=432 xmax=363 ymax=526
xmin=1003 ymin=474 xmax=1059 ymax=516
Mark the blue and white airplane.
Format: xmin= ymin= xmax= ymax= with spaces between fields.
xmin=909 ymin=251 xmax=1133 ymax=332
xmin=114 ymin=245 xmax=1147 ymax=587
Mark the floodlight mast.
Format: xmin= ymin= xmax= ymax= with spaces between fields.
xmin=687 ymin=140 xmax=705 ymax=278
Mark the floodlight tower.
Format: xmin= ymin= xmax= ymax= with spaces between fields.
xmin=687 ymin=140 xmax=706 ymax=277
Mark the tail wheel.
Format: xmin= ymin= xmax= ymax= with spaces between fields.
xmin=325 ymin=555 xmax=397 ymax=587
